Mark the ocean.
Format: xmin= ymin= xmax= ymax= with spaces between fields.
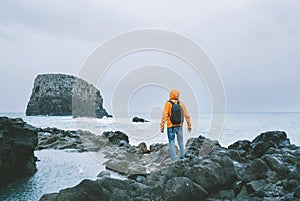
xmin=0 ymin=112 xmax=299 ymax=200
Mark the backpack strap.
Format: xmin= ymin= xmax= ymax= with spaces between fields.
xmin=168 ymin=100 xmax=180 ymax=105
xmin=168 ymin=100 xmax=174 ymax=105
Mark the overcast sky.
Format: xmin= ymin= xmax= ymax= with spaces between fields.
xmin=1 ymin=0 xmax=299 ymax=113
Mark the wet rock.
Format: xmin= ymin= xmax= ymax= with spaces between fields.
xmin=40 ymin=178 xmax=134 ymax=201
xmin=136 ymin=142 xmax=150 ymax=154
xmin=242 ymin=158 xmax=269 ymax=182
xmin=104 ymin=158 xmax=147 ymax=175
xmin=210 ymin=152 xmax=237 ymax=186
xmin=262 ymin=154 xmax=290 ymax=178
xmin=97 ymin=171 xmax=111 ymax=178
xmin=228 ymin=140 xmax=251 ymax=159
xmin=185 ymin=135 xmax=220 ymax=158
xmin=39 ymin=193 xmax=59 ymax=201
xmin=250 ymin=131 xmax=288 ymax=159
xmin=211 ymin=189 xmax=235 ymax=200
xmin=235 ymin=185 xmax=248 ymax=199
xmin=227 ymin=149 xmax=242 ymax=162
xmin=228 ymin=140 xmax=251 ymax=152
xmin=246 ymin=180 xmax=267 ymax=194
xmin=0 ymin=117 xmax=38 ymax=186
xmin=102 ymin=131 xmax=129 ymax=146
xmin=184 ymin=158 xmax=225 ymax=193
xmin=149 ymin=143 xmax=168 ymax=152
xmin=164 ymin=177 xmax=208 ymax=200
xmin=294 ymin=186 xmax=300 ymax=198
xmin=283 ymin=179 xmax=299 ymax=192
xmin=231 ymin=180 xmax=243 ymax=196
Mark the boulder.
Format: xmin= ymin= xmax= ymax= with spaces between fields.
xmin=241 ymin=158 xmax=269 ymax=182
xmin=283 ymin=179 xmax=299 ymax=192
xmin=250 ymin=131 xmax=288 ymax=159
xmin=185 ymin=135 xmax=220 ymax=158
xmin=102 ymin=131 xmax=129 ymax=146
xmin=228 ymin=140 xmax=251 ymax=159
xmin=164 ymin=177 xmax=208 ymax=200
xmin=136 ymin=142 xmax=150 ymax=154
xmin=0 ymin=117 xmax=38 ymax=186
xmin=26 ymin=74 xmax=111 ymax=118
xmin=184 ymin=158 xmax=225 ymax=193
xmin=132 ymin=117 xmax=149 ymax=123
xmin=246 ymin=180 xmax=267 ymax=194
xmin=104 ymin=158 xmax=147 ymax=175
xmin=262 ymin=154 xmax=290 ymax=178
xmin=97 ymin=171 xmax=111 ymax=178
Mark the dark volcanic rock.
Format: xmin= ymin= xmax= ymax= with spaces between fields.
xmin=40 ymin=178 xmax=134 ymax=201
xmin=136 ymin=142 xmax=150 ymax=154
xmin=0 ymin=117 xmax=38 ymax=186
xmin=185 ymin=135 xmax=220 ymax=158
xmin=26 ymin=74 xmax=110 ymax=118
xmin=102 ymin=131 xmax=129 ymax=146
xmin=36 ymin=128 xmax=109 ymax=152
xmin=40 ymin=176 xmax=208 ymax=201
xmin=132 ymin=117 xmax=149 ymax=123
xmin=241 ymin=158 xmax=269 ymax=182
xmin=164 ymin=177 xmax=208 ymax=200
xmin=149 ymin=143 xmax=168 ymax=152
xmin=250 ymin=131 xmax=288 ymax=159
xmin=40 ymin=131 xmax=300 ymax=201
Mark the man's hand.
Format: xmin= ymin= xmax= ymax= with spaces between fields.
xmin=188 ymin=128 xmax=192 ymax=133
xmin=161 ymin=128 xmax=164 ymax=133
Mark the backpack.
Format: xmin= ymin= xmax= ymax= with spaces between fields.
xmin=168 ymin=100 xmax=184 ymax=124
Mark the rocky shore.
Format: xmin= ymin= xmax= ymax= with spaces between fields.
xmin=39 ymin=130 xmax=300 ymax=200
xmin=26 ymin=74 xmax=111 ymax=118
xmin=1 ymin=116 xmax=299 ymax=200
xmin=0 ymin=117 xmax=38 ymax=186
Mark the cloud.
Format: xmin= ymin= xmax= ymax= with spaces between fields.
xmin=0 ymin=0 xmax=299 ymax=112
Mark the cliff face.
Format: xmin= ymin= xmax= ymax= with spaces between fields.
xmin=26 ymin=74 xmax=110 ymax=118
xmin=0 ymin=117 xmax=38 ymax=186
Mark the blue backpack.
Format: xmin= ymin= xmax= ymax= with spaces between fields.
xmin=168 ymin=100 xmax=184 ymax=124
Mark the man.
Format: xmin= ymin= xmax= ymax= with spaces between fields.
xmin=160 ymin=89 xmax=192 ymax=165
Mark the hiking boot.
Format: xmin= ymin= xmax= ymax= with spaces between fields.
xmin=178 ymin=159 xmax=186 ymax=166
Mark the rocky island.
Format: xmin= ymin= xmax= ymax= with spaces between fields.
xmin=26 ymin=74 xmax=111 ymax=118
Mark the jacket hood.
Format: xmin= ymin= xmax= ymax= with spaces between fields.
xmin=170 ymin=89 xmax=180 ymax=100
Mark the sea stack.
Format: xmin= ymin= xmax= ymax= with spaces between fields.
xmin=26 ymin=74 xmax=110 ymax=118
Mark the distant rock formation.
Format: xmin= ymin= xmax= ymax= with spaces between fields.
xmin=0 ymin=117 xmax=38 ymax=186
xmin=26 ymin=74 xmax=111 ymax=118
xmin=132 ymin=117 xmax=149 ymax=123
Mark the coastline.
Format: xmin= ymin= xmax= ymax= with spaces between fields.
xmin=0 ymin=115 xmax=299 ymax=200
xmin=1 ymin=112 xmax=299 ymax=146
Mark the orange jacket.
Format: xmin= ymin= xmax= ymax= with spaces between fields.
xmin=160 ymin=89 xmax=192 ymax=130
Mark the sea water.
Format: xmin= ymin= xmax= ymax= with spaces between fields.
xmin=0 ymin=112 xmax=299 ymax=200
